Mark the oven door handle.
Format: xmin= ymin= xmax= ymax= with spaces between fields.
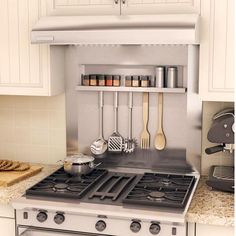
xmin=17 ymin=225 xmax=111 ymax=236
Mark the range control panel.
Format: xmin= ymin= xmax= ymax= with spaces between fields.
xmin=16 ymin=209 xmax=186 ymax=236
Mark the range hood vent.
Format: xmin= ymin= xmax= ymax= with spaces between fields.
xmin=31 ymin=15 xmax=199 ymax=45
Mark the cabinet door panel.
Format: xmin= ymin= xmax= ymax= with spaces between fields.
xmin=0 ymin=218 xmax=15 ymax=236
xmin=122 ymin=0 xmax=200 ymax=15
xmin=46 ymin=0 xmax=120 ymax=16
xmin=196 ymin=223 xmax=234 ymax=236
xmin=199 ymin=0 xmax=234 ymax=101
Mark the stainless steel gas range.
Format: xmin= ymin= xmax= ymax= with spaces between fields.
xmin=13 ymin=167 xmax=199 ymax=236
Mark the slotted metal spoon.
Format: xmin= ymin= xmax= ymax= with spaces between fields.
xmin=108 ymin=92 xmax=123 ymax=153
xmin=124 ymin=92 xmax=137 ymax=153
xmin=90 ymin=91 xmax=108 ymax=156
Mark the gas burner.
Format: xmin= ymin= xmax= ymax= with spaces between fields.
xmin=147 ymin=191 xmax=165 ymax=201
xmin=53 ymin=183 xmax=69 ymax=192
xmin=160 ymin=178 xmax=172 ymax=186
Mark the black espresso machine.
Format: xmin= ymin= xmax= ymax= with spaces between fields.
xmin=205 ymin=108 xmax=234 ymax=193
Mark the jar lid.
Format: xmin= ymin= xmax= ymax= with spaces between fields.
xmin=167 ymin=67 xmax=178 ymax=71
xmin=132 ymin=75 xmax=140 ymax=80
xmin=98 ymin=75 xmax=105 ymax=80
xmin=105 ymin=75 xmax=113 ymax=79
xmin=156 ymin=66 xmax=165 ymax=70
xmin=141 ymin=76 xmax=149 ymax=81
xmin=125 ymin=76 xmax=132 ymax=80
xmin=113 ymin=75 xmax=121 ymax=80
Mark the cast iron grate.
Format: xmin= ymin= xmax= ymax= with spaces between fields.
xmin=26 ymin=168 xmax=108 ymax=199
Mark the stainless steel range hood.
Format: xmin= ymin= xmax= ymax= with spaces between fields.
xmin=31 ymin=14 xmax=200 ymax=45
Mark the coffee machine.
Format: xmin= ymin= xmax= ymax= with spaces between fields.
xmin=205 ymin=108 xmax=234 ymax=193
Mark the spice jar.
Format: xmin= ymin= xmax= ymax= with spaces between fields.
xmin=90 ymin=75 xmax=97 ymax=86
xmin=132 ymin=76 xmax=140 ymax=87
xmin=140 ymin=76 xmax=150 ymax=87
xmin=82 ymin=74 xmax=90 ymax=86
xmin=125 ymin=76 xmax=132 ymax=87
xmin=98 ymin=75 xmax=105 ymax=86
xmin=113 ymin=75 xmax=121 ymax=87
xmin=105 ymin=75 xmax=113 ymax=86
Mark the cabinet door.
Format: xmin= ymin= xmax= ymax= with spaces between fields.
xmin=45 ymin=0 xmax=120 ymax=16
xmin=196 ymin=223 xmax=234 ymax=236
xmin=121 ymin=0 xmax=200 ymax=15
xmin=0 ymin=0 xmax=63 ymax=96
xmin=0 ymin=218 xmax=15 ymax=236
xmin=199 ymin=0 xmax=234 ymax=101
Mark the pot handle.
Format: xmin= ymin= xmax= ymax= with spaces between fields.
xmin=90 ymin=162 xmax=102 ymax=168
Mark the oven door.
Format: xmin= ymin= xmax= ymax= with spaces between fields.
xmin=17 ymin=225 xmax=112 ymax=236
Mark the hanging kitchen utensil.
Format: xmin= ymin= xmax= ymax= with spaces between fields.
xmin=108 ymin=92 xmax=123 ymax=153
xmin=124 ymin=92 xmax=137 ymax=153
xmin=154 ymin=93 xmax=166 ymax=150
xmin=90 ymin=91 xmax=108 ymax=156
xmin=140 ymin=92 xmax=150 ymax=149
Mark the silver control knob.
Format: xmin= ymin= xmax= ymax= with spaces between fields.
xmin=95 ymin=220 xmax=106 ymax=232
xmin=149 ymin=223 xmax=161 ymax=235
xmin=54 ymin=213 xmax=65 ymax=224
xmin=36 ymin=212 xmax=48 ymax=223
xmin=130 ymin=221 xmax=141 ymax=233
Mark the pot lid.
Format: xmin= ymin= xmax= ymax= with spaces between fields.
xmin=65 ymin=154 xmax=94 ymax=164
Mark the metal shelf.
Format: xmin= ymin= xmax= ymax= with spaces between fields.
xmin=76 ymin=86 xmax=187 ymax=93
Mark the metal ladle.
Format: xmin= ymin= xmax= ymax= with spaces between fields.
xmin=90 ymin=91 xmax=108 ymax=156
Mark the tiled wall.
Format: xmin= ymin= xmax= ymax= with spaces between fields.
xmin=201 ymin=101 xmax=234 ymax=175
xmin=0 ymin=94 xmax=66 ymax=164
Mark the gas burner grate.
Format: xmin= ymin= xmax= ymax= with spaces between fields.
xmin=123 ymin=172 xmax=195 ymax=208
xmin=88 ymin=173 xmax=136 ymax=201
xmin=26 ymin=168 xmax=108 ymax=199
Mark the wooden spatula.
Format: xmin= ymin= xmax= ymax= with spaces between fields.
xmin=154 ymin=93 xmax=166 ymax=150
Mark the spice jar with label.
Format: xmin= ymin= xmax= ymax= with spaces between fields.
xmin=82 ymin=74 xmax=90 ymax=86
xmin=113 ymin=75 xmax=121 ymax=87
xmin=89 ymin=75 xmax=97 ymax=86
xmin=105 ymin=75 xmax=113 ymax=86
xmin=98 ymin=75 xmax=105 ymax=86
xmin=140 ymin=76 xmax=150 ymax=87
xmin=132 ymin=76 xmax=140 ymax=87
xmin=125 ymin=76 xmax=132 ymax=87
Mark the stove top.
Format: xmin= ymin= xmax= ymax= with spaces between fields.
xmin=26 ymin=168 xmax=195 ymax=209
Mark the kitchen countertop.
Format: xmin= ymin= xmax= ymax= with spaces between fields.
xmin=0 ymin=164 xmax=60 ymax=204
xmin=187 ymin=176 xmax=234 ymax=227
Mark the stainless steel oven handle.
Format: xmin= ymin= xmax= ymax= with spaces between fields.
xmin=17 ymin=225 xmax=111 ymax=236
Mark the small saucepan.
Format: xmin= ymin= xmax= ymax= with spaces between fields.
xmin=61 ymin=154 xmax=101 ymax=176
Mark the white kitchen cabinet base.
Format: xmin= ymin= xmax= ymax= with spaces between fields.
xmin=0 ymin=218 xmax=15 ymax=236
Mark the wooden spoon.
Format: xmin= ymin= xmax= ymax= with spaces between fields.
xmin=154 ymin=93 xmax=166 ymax=150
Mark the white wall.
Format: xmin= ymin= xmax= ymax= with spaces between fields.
xmin=0 ymin=94 xmax=66 ymax=164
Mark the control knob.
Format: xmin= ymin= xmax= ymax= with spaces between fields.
xmin=130 ymin=221 xmax=141 ymax=233
xmin=149 ymin=223 xmax=161 ymax=235
xmin=54 ymin=213 xmax=65 ymax=224
xmin=36 ymin=211 xmax=48 ymax=223
xmin=95 ymin=220 xmax=106 ymax=232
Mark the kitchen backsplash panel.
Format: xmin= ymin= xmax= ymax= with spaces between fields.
xmin=0 ymin=94 xmax=66 ymax=164
xmin=201 ymin=101 xmax=234 ymax=175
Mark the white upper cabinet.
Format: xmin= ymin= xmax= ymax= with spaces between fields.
xmin=0 ymin=0 xmax=64 ymax=96
xmin=121 ymin=0 xmax=200 ymax=15
xmin=45 ymin=0 xmax=120 ymax=16
xmin=44 ymin=0 xmax=200 ymax=16
xmin=199 ymin=0 xmax=234 ymax=102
